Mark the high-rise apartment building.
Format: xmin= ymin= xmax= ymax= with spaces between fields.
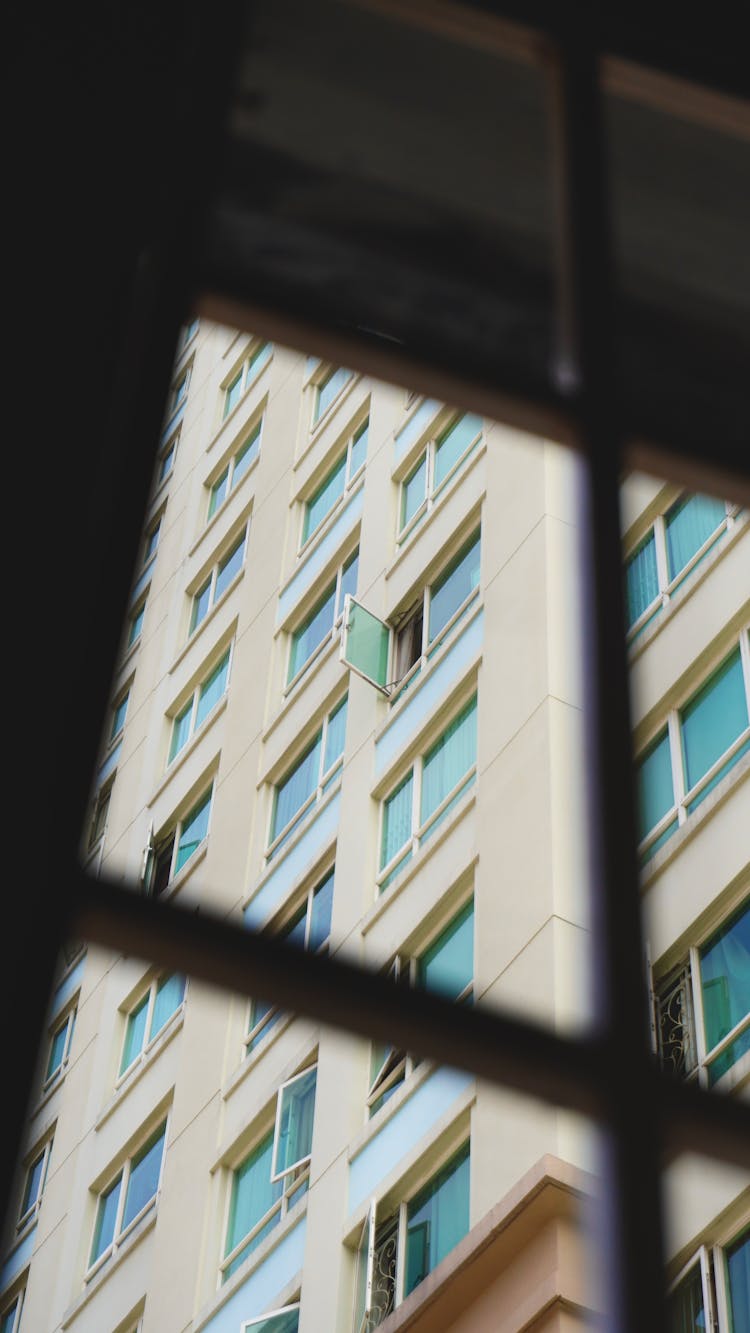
xmin=2 ymin=321 xmax=747 ymax=1333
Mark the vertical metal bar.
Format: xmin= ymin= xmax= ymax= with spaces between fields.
xmin=547 ymin=33 xmax=668 ymax=1333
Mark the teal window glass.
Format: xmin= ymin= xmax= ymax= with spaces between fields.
xmin=195 ymin=648 xmax=231 ymax=729
xmin=313 ymin=367 xmax=351 ymax=423
xmin=110 ymin=693 xmax=129 ymax=741
xmin=323 ymin=697 xmax=347 ymax=772
xmin=421 ymin=696 xmax=478 ymax=827
xmin=289 ymin=585 xmax=336 ymax=681
xmin=401 ymin=456 xmax=427 ymax=530
xmin=121 ymin=1124 xmax=166 ymax=1230
xmin=308 ymin=870 xmax=334 ymax=951
xmin=350 ymin=418 xmax=369 ymax=473
xmin=636 ymin=729 xmax=675 ymax=842
xmin=273 ymin=1068 xmax=317 ymax=1179
xmin=727 ymin=1229 xmax=750 ymax=1333
xmin=428 ymin=535 xmax=481 ymax=643
xmin=208 ymin=468 xmax=229 ymax=519
xmin=626 ymin=531 xmax=660 ymax=628
xmin=404 ymin=1142 xmax=470 ymax=1298
xmin=190 ymin=578 xmax=212 ymax=634
xmin=169 ymin=700 xmax=193 ymax=763
xmin=681 ymin=648 xmax=749 ymax=807
xmin=224 ymin=370 xmax=242 ymax=418
xmin=175 ymin=787 xmax=212 ymax=872
xmin=665 ymin=493 xmax=727 ymax=580
xmin=120 ymin=993 xmax=149 ymax=1075
xmin=90 ymin=1175 xmax=121 ymax=1264
xmin=244 ymin=1308 xmax=300 ymax=1333
xmin=418 ymin=902 xmax=474 ymax=999
xmin=128 ymin=602 xmax=145 ymax=645
xmin=232 ymin=420 xmax=262 ymax=483
xmin=46 ymin=1012 xmax=73 ymax=1081
xmin=20 ymin=1150 xmax=46 ymax=1221
xmin=381 ymin=772 xmax=414 ymax=869
xmin=151 ymin=974 xmax=186 ymax=1038
xmin=272 ymin=735 xmax=323 ymax=842
xmin=215 ymin=533 xmax=245 ymax=601
xmin=303 ymin=454 xmax=347 ymax=543
xmin=433 ymin=412 xmax=481 ymax=489
xmin=699 ymin=902 xmax=750 ymax=1084
xmin=225 ymin=1132 xmax=282 ymax=1279
xmin=668 ymin=1263 xmax=705 ymax=1333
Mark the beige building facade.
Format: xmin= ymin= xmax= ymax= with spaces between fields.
xmin=2 ymin=321 xmax=747 ymax=1333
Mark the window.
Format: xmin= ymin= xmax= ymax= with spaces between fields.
xmin=88 ymin=783 xmax=112 ymax=849
xmin=668 ymin=1232 xmax=750 ymax=1333
xmin=109 ymin=690 xmax=129 ymax=744
xmin=368 ymin=900 xmax=473 ymax=1117
xmin=156 ymin=432 xmax=178 ymax=486
xmin=246 ymin=868 xmax=334 ymax=1055
xmin=288 ymin=548 xmax=359 ymax=684
xmin=178 ymin=317 xmax=199 ymax=351
xmin=119 ymin=974 xmax=186 ymax=1078
xmin=398 ymin=412 xmax=482 ymax=539
xmin=223 ymin=340 xmax=272 ymax=419
xmin=88 ymin=1120 xmax=167 ymax=1273
xmin=311 ymin=366 xmax=353 ymax=427
xmin=189 ymin=528 xmax=247 ymax=635
xmin=44 ymin=1005 xmax=76 ymax=1088
xmin=668 ymin=1257 xmax=707 ymax=1332
xmin=17 ymin=1136 xmax=53 ymax=1231
xmin=127 ymin=597 xmax=147 ymax=648
xmin=0 ymin=1290 xmax=23 ymax=1333
xmin=636 ymin=634 xmax=750 ymax=861
xmin=625 ymin=492 xmax=739 ymax=636
xmin=379 ymin=695 xmax=478 ymax=891
xmin=354 ymin=1142 xmax=470 ymax=1328
xmin=145 ymin=784 xmax=214 ymax=896
xmin=655 ymin=898 xmax=749 ymax=1087
xmin=168 ymin=645 xmax=232 ymax=764
xmin=242 ymin=1307 xmax=300 ymax=1333
xmin=221 ymin=1068 xmax=317 ymax=1283
xmin=208 ymin=417 xmax=263 ymax=519
xmin=167 ymin=366 xmax=190 ymax=419
xmin=301 ymin=417 xmax=368 ymax=547
xmin=142 ymin=514 xmax=161 ymax=567
xmin=392 ymin=532 xmax=481 ymax=694
xmin=267 ymin=698 xmax=347 ymax=860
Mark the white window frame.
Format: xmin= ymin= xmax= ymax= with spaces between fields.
xmin=636 ymin=629 xmax=750 ymax=861
xmin=189 ymin=526 xmax=248 ymax=637
xmin=271 ymin=1065 xmax=318 ymax=1182
xmin=117 ymin=973 xmax=187 ymax=1084
xmin=667 ymin=1249 xmax=716 ymax=1331
xmin=299 ymin=416 xmax=368 ymax=552
xmin=397 ymin=412 xmax=483 ymax=543
xmin=266 ymin=700 xmax=347 ymax=861
xmin=222 ymin=339 xmax=273 ymax=422
xmin=207 ymin=414 xmax=264 ymax=522
xmin=168 ymin=642 xmax=234 ymax=766
xmin=219 ymin=1130 xmax=310 ymax=1285
xmin=625 ymin=495 xmax=741 ymax=639
xmin=376 ymin=696 xmax=478 ymax=892
xmin=310 ymin=364 xmax=354 ymax=429
xmin=17 ymin=1135 xmax=53 ymax=1232
xmin=241 ymin=1305 xmax=301 ymax=1333
xmin=43 ymin=1003 xmax=77 ymax=1090
xmin=286 ymin=548 xmax=359 ymax=691
xmin=86 ymin=1118 xmax=169 ymax=1279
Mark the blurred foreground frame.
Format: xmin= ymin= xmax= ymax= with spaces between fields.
xmin=11 ymin=2 xmax=750 ymax=1332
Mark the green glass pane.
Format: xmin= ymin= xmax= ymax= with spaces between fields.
xmin=342 ymin=599 xmax=389 ymax=689
xmin=209 ymin=469 xmax=229 ymax=518
xmin=418 ymin=902 xmax=474 ymax=998
xmin=405 ymin=1143 xmax=469 ymax=1297
xmin=272 ymin=735 xmax=322 ymax=842
xmin=274 ymin=1068 xmax=317 ymax=1177
xmin=636 ymin=730 xmax=674 ymax=841
xmin=681 ymin=649 xmax=748 ymax=796
xmin=350 ymin=419 xmax=369 ymax=474
xmin=668 ymin=1263 xmax=705 ymax=1333
xmin=303 ymin=454 xmax=347 ymax=543
xmin=226 ymin=1133 xmax=282 ymax=1263
xmin=120 ymin=994 xmax=149 ymax=1074
xmin=151 ymin=974 xmax=186 ymax=1038
xmin=288 ymin=585 xmax=336 ymax=681
xmin=626 ymin=531 xmax=660 ymax=628
xmin=195 ymin=649 xmax=230 ymax=729
xmin=232 ymin=421 xmax=262 ymax=484
xmin=665 ymin=493 xmax=726 ymax=581
xmin=215 ymin=534 xmax=245 ymax=601
xmin=121 ymin=1125 xmax=166 ymax=1229
xmin=401 ymin=455 xmax=427 ymax=530
xmin=434 ymin=413 xmax=481 ymax=489
xmin=429 ymin=535 xmax=481 ymax=643
xmin=421 ymin=697 xmax=477 ymax=825
xmin=727 ymin=1228 xmax=750 ymax=1333
xmin=90 ymin=1176 xmax=121 ymax=1263
xmin=190 ymin=580 xmax=211 ymax=634
xmin=700 ymin=902 xmax=750 ymax=1082
xmin=381 ymin=772 xmax=414 ymax=868
xmin=169 ymin=701 xmax=192 ymax=763
xmin=175 ymin=788 xmax=212 ymax=871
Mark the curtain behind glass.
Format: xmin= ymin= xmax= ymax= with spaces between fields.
xmin=681 ymin=649 xmax=748 ymax=792
xmin=404 ymin=1143 xmax=470 ymax=1297
xmin=381 ymin=773 xmax=413 ymax=867
xmin=273 ymin=736 xmax=322 ymax=840
xmin=226 ymin=1133 xmax=281 ymax=1256
xmin=667 ymin=1264 xmax=705 ymax=1333
xmin=324 ymin=697 xmax=348 ymax=771
xmin=289 ymin=585 xmax=337 ymax=680
xmin=665 ymin=494 xmax=726 ymax=580
xmin=421 ymin=697 xmax=477 ymax=825
xmin=626 ymin=532 xmax=659 ymax=626
xmin=700 ymin=903 xmax=750 ymax=1080
xmin=636 ymin=730 xmax=674 ymax=839
xmin=276 ymin=1069 xmax=317 ymax=1175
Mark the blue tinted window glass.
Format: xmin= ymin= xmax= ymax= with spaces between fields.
xmin=665 ymin=493 xmax=726 ymax=580
xmin=727 ymin=1229 xmax=750 ymax=1333
xmin=681 ymin=649 xmax=748 ymax=798
xmin=121 ymin=1125 xmax=166 ymax=1230
xmin=700 ymin=902 xmax=750 ymax=1083
xmin=626 ymin=532 xmax=659 ymax=627
xmin=405 ymin=1143 xmax=470 ymax=1297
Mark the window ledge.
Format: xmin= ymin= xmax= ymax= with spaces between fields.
xmin=169 ymin=569 xmax=246 ymax=674
xmin=387 ymin=441 xmax=486 ymax=579
xmin=62 ymin=1208 xmax=157 ymax=1328
xmin=191 ymin=1194 xmax=308 ymax=1333
xmin=95 ymin=1011 xmax=185 ymax=1131
xmin=639 ymin=749 xmax=750 ymax=889
xmin=362 ymin=786 xmax=477 ymax=936
xmin=150 ymin=696 xmax=229 ymax=804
